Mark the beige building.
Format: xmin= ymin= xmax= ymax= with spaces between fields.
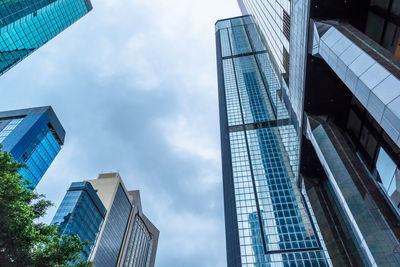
xmin=84 ymin=172 xmax=159 ymax=267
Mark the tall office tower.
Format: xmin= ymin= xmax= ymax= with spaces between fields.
xmin=119 ymin=190 xmax=159 ymax=267
xmin=215 ymin=16 xmax=330 ymax=266
xmin=52 ymin=173 xmax=159 ymax=267
xmin=0 ymin=106 xmax=65 ymax=188
xmin=237 ymin=0 xmax=400 ymax=266
xmin=51 ymin=182 xmax=107 ymax=262
xmin=0 ymin=0 xmax=93 ymax=76
xmin=236 ymin=0 xmax=290 ymax=75
xmin=88 ymin=173 xmax=132 ymax=267
xmin=237 ymin=0 xmax=305 ymax=132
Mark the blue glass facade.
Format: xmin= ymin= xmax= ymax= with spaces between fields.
xmin=237 ymin=0 xmax=291 ymax=75
xmin=0 ymin=0 xmax=92 ymax=75
xmin=216 ymin=16 xmax=330 ymax=266
xmin=93 ymin=184 xmax=132 ymax=267
xmin=237 ymin=0 xmax=304 ymax=146
xmin=18 ymin=125 xmax=61 ymax=187
xmin=0 ymin=106 xmax=65 ymax=188
xmin=51 ymin=182 xmax=106 ymax=262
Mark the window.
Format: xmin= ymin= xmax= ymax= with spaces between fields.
xmin=0 ymin=118 xmax=23 ymax=143
xmin=382 ymin=23 xmax=397 ymax=48
xmin=365 ymin=11 xmax=385 ymax=44
xmin=370 ymin=0 xmax=390 ymax=10
xmin=376 ymin=147 xmax=400 ymax=207
xmin=283 ymin=10 xmax=290 ymax=41
xmin=346 ymin=110 xmax=362 ymax=140
xmin=364 ymin=0 xmax=400 ymax=58
xmin=391 ymin=0 xmax=400 ymax=16
xmin=283 ymin=47 xmax=289 ymax=74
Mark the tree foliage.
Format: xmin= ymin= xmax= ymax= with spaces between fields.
xmin=0 ymin=147 xmax=92 ymax=266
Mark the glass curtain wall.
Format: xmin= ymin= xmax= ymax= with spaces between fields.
xmin=0 ymin=0 xmax=91 ymax=75
xmin=365 ymin=0 xmax=400 ymax=58
xmin=18 ymin=125 xmax=61 ymax=188
xmin=216 ymin=16 xmax=331 ymax=266
xmin=238 ymin=0 xmax=291 ymax=74
xmin=51 ymin=183 xmax=105 ymax=262
xmin=0 ymin=118 xmax=23 ymax=142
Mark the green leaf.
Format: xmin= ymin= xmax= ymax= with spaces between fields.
xmin=0 ymin=147 xmax=90 ymax=266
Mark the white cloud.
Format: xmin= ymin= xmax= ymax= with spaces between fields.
xmin=158 ymin=114 xmax=220 ymax=162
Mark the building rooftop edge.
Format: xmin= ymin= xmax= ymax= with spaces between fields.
xmin=215 ymin=14 xmax=250 ymax=25
xmin=0 ymin=106 xmax=50 ymax=118
xmin=69 ymin=181 xmax=107 ymax=217
xmin=142 ymin=213 xmax=160 ymax=235
xmin=97 ymin=172 xmax=122 ymax=179
xmin=83 ymin=0 xmax=93 ymax=11
xmin=0 ymin=106 xmax=66 ymax=145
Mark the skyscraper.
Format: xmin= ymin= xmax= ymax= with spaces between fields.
xmin=52 ymin=173 xmax=159 ymax=267
xmin=51 ymin=181 xmax=106 ymax=262
xmin=0 ymin=0 xmax=93 ymax=76
xmin=216 ymin=16 xmax=330 ymax=266
xmin=0 ymin=106 xmax=65 ymax=188
xmin=119 ymin=190 xmax=159 ymax=267
xmin=88 ymin=173 xmax=133 ymax=267
xmin=236 ymin=0 xmax=291 ymax=75
xmin=230 ymin=0 xmax=400 ymax=266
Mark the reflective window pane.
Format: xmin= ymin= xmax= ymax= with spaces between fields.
xmin=376 ymin=147 xmax=397 ymax=194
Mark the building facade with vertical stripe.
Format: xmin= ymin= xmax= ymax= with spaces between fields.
xmin=230 ymin=0 xmax=400 ymax=266
xmin=216 ymin=16 xmax=331 ymax=266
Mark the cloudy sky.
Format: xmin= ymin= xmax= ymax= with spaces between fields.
xmin=0 ymin=1 xmax=240 ymax=266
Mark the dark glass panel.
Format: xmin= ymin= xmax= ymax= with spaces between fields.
xmin=365 ymin=11 xmax=385 ymax=43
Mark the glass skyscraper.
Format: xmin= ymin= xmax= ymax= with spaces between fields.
xmin=237 ymin=0 xmax=290 ymax=75
xmin=51 ymin=181 xmax=106 ymax=262
xmin=230 ymin=0 xmax=400 ymax=266
xmin=0 ymin=0 xmax=93 ymax=75
xmin=53 ymin=173 xmax=160 ymax=267
xmin=216 ymin=16 xmax=330 ymax=266
xmin=0 ymin=106 xmax=65 ymax=188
